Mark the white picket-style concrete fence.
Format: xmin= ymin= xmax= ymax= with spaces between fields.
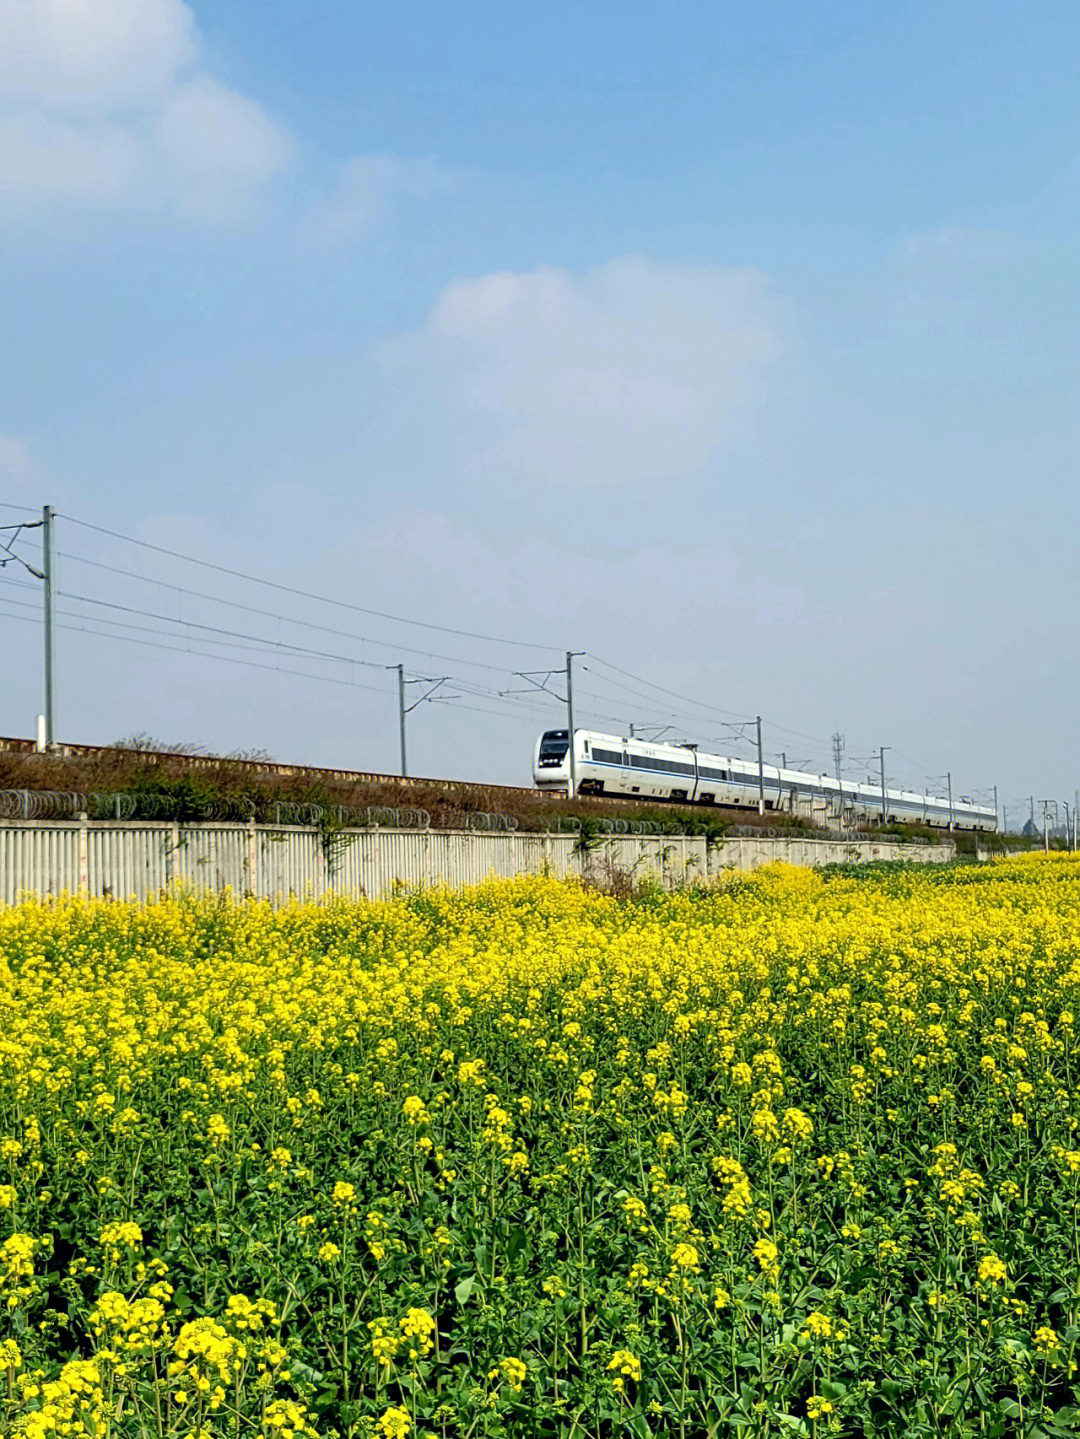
xmin=0 ymin=820 xmax=956 ymax=906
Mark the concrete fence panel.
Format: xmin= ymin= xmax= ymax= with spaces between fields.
xmin=0 ymin=821 xmax=956 ymax=907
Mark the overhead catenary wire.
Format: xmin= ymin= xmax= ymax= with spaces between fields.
xmin=55 ymin=587 xmax=591 ymax=724
xmin=0 ymin=606 xmax=394 ymax=695
xmin=0 ymin=603 xmax=632 ymax=732
xmin=0 ymin=590 xmax=591 ymax=728
xmin=56 ymin=551 xmax=533 ymax=678
xmin=12 ymin=562 xmax=653 ymax=732
xmin=58 ymin=513 xmax=561 ymax=653
xmin=2 ymin=513 xmax=1001 ymax=800
xmin=585 ymin=652 xmax=755 ymax=724
xmin=15 ymin=521 xmax=836 ymax=761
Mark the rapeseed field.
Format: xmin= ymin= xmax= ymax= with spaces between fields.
xmin=3 ymin=856 xmax=1080 ymax=1437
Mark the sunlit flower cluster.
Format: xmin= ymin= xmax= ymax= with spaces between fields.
xmin=3 ymin=856 xmax=1080 ymax=1435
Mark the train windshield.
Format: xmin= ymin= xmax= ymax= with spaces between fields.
xmin=538 ymin=731 xmax=569 ymax=763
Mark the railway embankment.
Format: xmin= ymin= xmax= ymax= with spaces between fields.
xmin=0 ymin=734 xmax=967 ymax=847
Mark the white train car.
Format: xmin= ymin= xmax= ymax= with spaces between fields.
xmin=533 ymin=729 xmax=996 ymax=831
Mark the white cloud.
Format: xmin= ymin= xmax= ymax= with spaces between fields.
xmin=0 ymin=0 xmax=198 ymax=111
xmin=0 ymin=110 xmax=141 ymax=196
xmin=153 ymin=76 xmax=294 ymax=220
xmin=306 ymin=152 xmax=465 ymax=246
xmin=0 ymin=0 xmax=292 ymax=222
xmin=384 ymin=257 xmax=779 ymax=488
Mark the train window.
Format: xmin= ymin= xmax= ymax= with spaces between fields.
xmin=593 ymin=748 xmax=623 ymax=765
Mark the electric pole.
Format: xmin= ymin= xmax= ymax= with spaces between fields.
xmin=756 ymin=715 xmax=765 ymax=815
xmin=946 ymin=771 xmax=953 ymax=834
xmin=396 ymin=664 xmax=407 ymax=777
xmin=833 ymin=732 xmax=844 ymax=807
xmin=43 ymin=504 xmax=55 ymax=749
xmin=566 ymin=651 xmax=583 ymax=799
xmin=391 ymin=666 xmax=452 ymax=778
xmin=993 ymin=783 xmax=998 ymax=834
xmin=879 ymin=746 xmax=890 ymax=825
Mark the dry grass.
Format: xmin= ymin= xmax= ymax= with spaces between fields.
xmin=0 ymin=738 xmax=847 ymax=837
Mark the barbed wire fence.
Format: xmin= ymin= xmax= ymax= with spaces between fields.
xmin=0 ymin=792 xmax=940 ymax=845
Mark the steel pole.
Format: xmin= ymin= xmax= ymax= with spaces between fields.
xmin=566 ymin=651 xmax=578 ymax=799
xmin=42 ymin=504 xmax=55 ymax=748
xmin=397 ymin=664 xmax=407 ymax=777
xmin=756 ymin=715 xmax=765 ymax=815
xmin=947 ymin=771 xmax=953 ymax=834
xmin=879 ymin=746 xmax=889 ymax=825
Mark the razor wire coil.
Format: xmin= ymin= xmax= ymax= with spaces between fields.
xmin=463 ymin=811 xmax=519 ymax=832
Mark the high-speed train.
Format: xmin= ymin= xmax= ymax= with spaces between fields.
xmin=533 ymin=729 xmax=997 ymax=831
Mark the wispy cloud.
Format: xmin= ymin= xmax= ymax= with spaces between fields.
xmin=0 ymin=0 xmax=293 ymax=224
xmin=305 ymin=152 xmax=468 ymax=247
xmin=382 ymin=257 xmax=781 ymax=488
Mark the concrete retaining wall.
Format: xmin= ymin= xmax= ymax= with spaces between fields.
xmin=0 ymin=821 xmax=955 ymax=906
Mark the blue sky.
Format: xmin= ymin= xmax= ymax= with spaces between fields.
xmin=1 ymin=0 xmax=1077 ymax=819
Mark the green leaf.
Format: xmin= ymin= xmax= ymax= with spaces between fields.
xmin=455 ymin=1273 xmax=477 ymax=1305
xmin=312 ymin=1384 xmax=339 ymax=1412
xmin=290 ymin=1360 xmax=324 ymax=1384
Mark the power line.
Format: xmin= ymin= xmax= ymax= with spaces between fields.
xmin=56 ymin=588 xmax=394 ymax=672
xmin=56 ymin=550 xmax=526 ymax=677
xmin=585 ymin=652 xmax=754 ymax=722
xmin=2 ymin=590 xmax=383 ymax=670
xmin=10 ymin=571 xmax=559 ymax=717
xmin=2 ymin=589 xmax=567 ymax=726
xmin=580 ymin=668 xmax=762 ymax=742
xmin=58 ymin=513 xmax=560 ymax=653
xmin=47 ymin=560 xmax=639 ymax=729
xmin=0 ymin=572 xmax=39 ymax=593
xmin=0 ymin=606 xmax=393 ymax=695
xmin=585 ymin=652 xmax=839 ymax=756
xmin=0 ymin=601 xmax=627 ymax=734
